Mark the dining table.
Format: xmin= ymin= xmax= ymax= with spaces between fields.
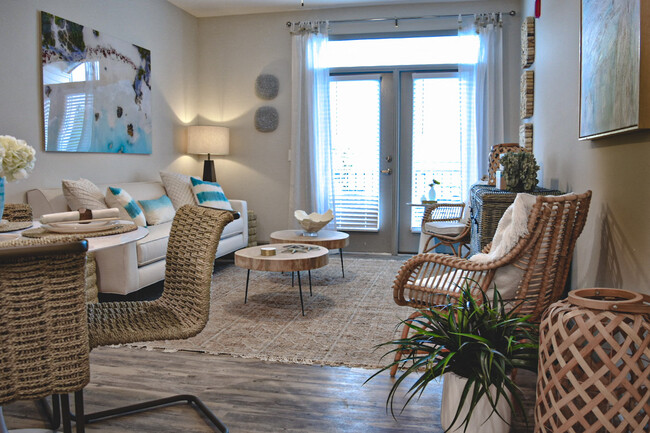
xmin=0 ymin=219 xmax=149 ymax=301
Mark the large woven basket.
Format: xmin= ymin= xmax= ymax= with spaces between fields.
xmin=469 ymin=184 xmax=563 ymax=254
xmin=535 ymin=288 xmax=650 ymax=432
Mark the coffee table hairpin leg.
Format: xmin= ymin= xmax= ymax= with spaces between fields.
xmin=244 ymin=269 xmax=310 ymax=315
xmin=339 ymin=248 xmax=345 ymax=278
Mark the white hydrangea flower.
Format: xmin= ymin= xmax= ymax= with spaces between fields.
xmin=0 ymin=135 xmax=36 ymax=182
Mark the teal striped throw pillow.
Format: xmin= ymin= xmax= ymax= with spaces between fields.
xmin=106 ymin=186 xmax=147 ymax=227
xmin=190 ymin=177 xmax=232 ymax=210
xmin=138 ymin=194 xmax=175 ymax=225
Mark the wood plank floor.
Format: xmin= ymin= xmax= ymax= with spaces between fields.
xmin=2 ymin=346 xmax=536 ymax=432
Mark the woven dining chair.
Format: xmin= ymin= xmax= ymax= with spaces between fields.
xmin=390 ymin=191 xmax=592 ymax=376
xmin=419 ymin=202 xmax=471 ymax=257
xmin=1 ymin=203 xmax=33 ymax=222
xmin=71 ymin=205 xmax=236 ymax=433
xmin=0 ymin=238 xmax=90 ymax=433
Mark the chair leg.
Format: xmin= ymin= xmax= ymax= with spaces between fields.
xmin=0 ymin=407 xmax=8 ymax=433
xmin=71 ymin=390 xmax=228 ymax=432
xmin=390 ymin=311 xmax=422 ymax=377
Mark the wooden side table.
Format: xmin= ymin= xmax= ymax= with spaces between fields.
xmin=269 ymin=229 xmax=349 ymax=277
xmin=469 ymin=184 xmax=563 ymax=254
xmin=234 ymin=243 xmax=329 ymax=316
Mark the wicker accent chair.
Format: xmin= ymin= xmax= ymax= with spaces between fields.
xmin=487 ymin=143 xmax=528 ymax=186
xmin=420 ymin=202 xmax=471 ymax=257
xmin=1 ymin=203 xmax=33 ymax=222
xmin=0 ymin=239 xmax=89 ymax=433
xmin=390 ymin=191 xmax=592 ymax=376
xmin=72 ymin=205 xmax=235 ymax=433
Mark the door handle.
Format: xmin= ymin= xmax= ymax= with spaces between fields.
xmin=381 ymin=168 xmax=392 ymax=175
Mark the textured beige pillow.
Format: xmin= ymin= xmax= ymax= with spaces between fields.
xmin=62 ymin=178 xmax=108 ymax=211
xmin=159 ymin=171 xmax=197 ymax=210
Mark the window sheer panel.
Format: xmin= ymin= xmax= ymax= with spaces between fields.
xmin=329 ymin=77 xmax=381 ymax=231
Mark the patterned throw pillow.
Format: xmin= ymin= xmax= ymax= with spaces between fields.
xmin=62 ymin=178 xmax=108 ymax=211
xmin=159 ymin=171 xmax=196 ymax=210
xmin=105 ymin=187 xmax=147 ymax=227
xmin=190 ymin=177 xmax=233 ymax=210
xmin=138 ymin=195 xmax=175 ymax=225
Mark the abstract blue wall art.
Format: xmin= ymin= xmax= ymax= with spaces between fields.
xmin=41 ymin=12 xmax=152 ymax=153
xmin=580 ymin=0 xmax=640 ymax=139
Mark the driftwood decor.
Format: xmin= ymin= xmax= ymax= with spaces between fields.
xmin=521 ymin=16 xmax=535 ymax=68
xmin=520 ymin=70 xmax=534 ymax=119
xmin=519 ymin=123 xmax=533 ymax=151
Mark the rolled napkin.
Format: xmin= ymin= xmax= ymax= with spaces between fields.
xmin=41 ymin=208 xmax=120 ymax=224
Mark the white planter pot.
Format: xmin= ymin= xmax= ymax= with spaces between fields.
xmin=441 ymin=372 xmax=512 ymax=433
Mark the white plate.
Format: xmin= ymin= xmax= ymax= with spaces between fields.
xmin=0 ymin=233 xmax=20 ymax=242
xmin=43 ymin=220 xmax=117 ymax=233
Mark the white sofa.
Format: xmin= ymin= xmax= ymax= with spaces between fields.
xmin=27 ymin=181 xmax=248 ymax=295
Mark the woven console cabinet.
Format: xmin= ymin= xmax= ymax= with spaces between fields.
xmin=535 ymin=288 xmax=650 ymax=433
xmin=469 ymin=184 xmax=562 ymax=254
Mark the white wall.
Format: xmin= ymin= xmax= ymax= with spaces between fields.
xmin=0 ymin=0 xmax=200 ymax=203
xmin=521 ymin=1 xmax=650 ymax=293
xmin=197 ymin=0 xmax=521 ymax=243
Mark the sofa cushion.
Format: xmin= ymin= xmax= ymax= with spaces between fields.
xmin=221 ymin=214 xmax=244 ymax=239
xmin=160 ymin=171 xmax=196 ymax=210
xmin=138 ymin=195 xmax=175 ymax=225
xmin=62 ymin=178 xmax=108 ymax=211
xmin=136 ymin=221 xmax=172 ymax=266
xmin=190 ymin=177 xmax=232 ymax=210
xmin=105 ymin=186 xmax=147 ymax=227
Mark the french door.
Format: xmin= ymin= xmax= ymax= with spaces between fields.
xmin=329 ymin=70 xmax=461 ymax=254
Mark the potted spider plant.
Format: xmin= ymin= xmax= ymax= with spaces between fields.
xmin=370 ymin=286 xmax=539 ymax=433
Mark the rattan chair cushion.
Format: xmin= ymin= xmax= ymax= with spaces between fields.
xmin=423 ymin=221 xmax=466 ymax=236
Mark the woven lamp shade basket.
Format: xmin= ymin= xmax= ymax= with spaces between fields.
xmin=535 ymin=288 xmax=650 ymax=432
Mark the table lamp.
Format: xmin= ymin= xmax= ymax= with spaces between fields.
xmin=187 ymin=125 xmax=230 ymax=182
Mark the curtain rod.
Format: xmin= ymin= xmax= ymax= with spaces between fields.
xmin=286 ymin=10 xmax=516 ymax=27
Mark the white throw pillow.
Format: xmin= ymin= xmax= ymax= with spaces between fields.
xmin=190 ymin=177 xmax=233 ymax=210
xmin=159 ymin=171 xmax=196 ymax=210
xmin=105 ymin=186 xmax=147 ymax=227
xmin=62 ymin=178 xmax=108 ymax=211
xmin=138 ymin=195 xmax=175 ymax=225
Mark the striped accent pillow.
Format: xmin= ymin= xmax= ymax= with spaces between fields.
xmin=138 ymin=194 xmax=175 ymax=225
xmin=105 ymin=187 xmax=147 ymax=227
xmin=190 ymin=177 xmax=232 ymax=210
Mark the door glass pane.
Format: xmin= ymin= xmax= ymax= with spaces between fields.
xmin=411 ymin=74 xmax=461 ymax=230
xmin=329 ymin=78 xmax=381 ymax=231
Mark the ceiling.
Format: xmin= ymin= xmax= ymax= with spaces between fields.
xmin=166 ymin=0 xmax=472 ymax=18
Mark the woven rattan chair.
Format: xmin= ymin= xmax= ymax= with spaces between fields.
xmin=0 ymin=238 xmax=89 ymax=433
xmin=487 ymin=143 xmax=527 ymax=186
xmin=1 ymin=203 xmax=33 ymax=222
xmin=72 ymin=205 xmax=236 ymax=433
xmin=419 ymin=202 xmax=471 ymax=257
xmin=390 ymin=191 xmax=592 ymax=376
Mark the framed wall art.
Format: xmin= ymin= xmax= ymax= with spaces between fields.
xmin=41 ymin=12 xmax=152 ymax=153
xmin=579 ymin=0 xmax=650 ymax=139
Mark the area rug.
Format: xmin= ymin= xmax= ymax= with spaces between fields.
xmin=130 ymin=255 xmax=411 ymax=369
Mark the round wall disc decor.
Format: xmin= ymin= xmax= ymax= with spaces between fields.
xmin=255 ymin=74 xmax=279 ymax=100
xmin=254 ymin=106 xmax=279 ymax=132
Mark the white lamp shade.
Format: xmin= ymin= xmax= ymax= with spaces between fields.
xmin=187 ymin=126 xmax=230 ymax=156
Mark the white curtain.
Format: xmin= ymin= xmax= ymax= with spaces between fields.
xmin=289 ymin=21 xmax=335 ymax=228
xmin=459 ymin=13 xmax=504 ymax=199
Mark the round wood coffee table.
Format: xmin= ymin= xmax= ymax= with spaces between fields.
xmin=269 ymin=229 xmax=349 ymax=277
xmin=234 ymin=243 xmax=329 ymax=316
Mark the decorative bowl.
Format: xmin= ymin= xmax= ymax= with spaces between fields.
xmin=294 ymin=209 xmax=333 ymax=235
